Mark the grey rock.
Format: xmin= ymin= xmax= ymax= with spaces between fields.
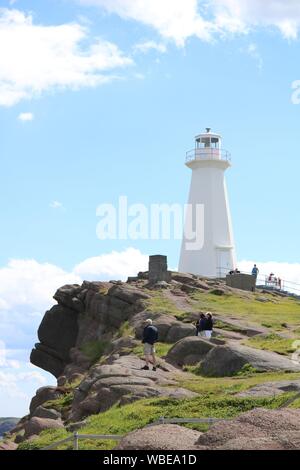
xmin=108 ymin=284 xmax=150 ymax=304
xmin=57 ymin=376 xmax=67 ymax=387
xmin=166 ymin=337 xmax=215 ymax=366
xmin=29 ymin=387 xmax=63 ymax=415
xmin=109 ymin=336 xmax=139 ymax=355
xmin=0 ymin=441 xmax=18 ymax=451
xmin=53 ymin=284 xmax=85 ymax=312
xmin=165 ymin=324 xmax=195 ymax=343
xmin=30 ymin=344 xmax=65 ymax=379
xmin=32 ymin=406 xmax=61 ymax=420
xmin=237 ymin=380 xmax=300 ymax=398
xmin=30 ymin=304 xmax=79 ymax=377
xmin=214 ymin=432 xmax=300 ymax=450
xmin=24 ymin=417 xmax=64 ymax=439
xmin=116 ymin=424 xmax=201 ymax=450
xmin=69 ymin=355 xmax=197 ymax=422
xmin=200 ymin=343 xmax=300 ymax=377
xmin=133 ymin=312 xmax=194 ymax=343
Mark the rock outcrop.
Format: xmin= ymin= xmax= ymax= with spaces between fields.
xmin=69 ymin=355 xmax=197 ymax=422
xmin=132 ymin=311 xmax=195 ymax=344
xmin=200 ymin=343 xmax=300 ymax=377
xmin=116 ymin=424 xmax=202 ymax=450
xmin=166 ymin=337 xmax=215 ymax=366
xmin=0 ymin=441 xmax=18 ymax=451
xmin=196 ymin=408 xmax=300 ymax=450
xmin=7 ymin=269 xmax=300 ymax=451
xmin=29 ymin=387 xmax=64 ymax=415
xmin=24 ymin=417 xmax=64 ymax=439
xmin=30 ymin=282 xmax=150 ymax=377
xmin=237 ymin=380 xmax=300 ymax=398
xmin=116 ymin=408 xmax=300 ymax=450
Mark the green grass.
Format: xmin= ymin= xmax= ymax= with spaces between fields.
xmin=187 ymin=362 xmax=260 ymax=377
xmin=43 ymin=393 xmax=74 ymax=413
xmin=178 ymin=370 xmax=300 ymax=396
xmin=18 ymin=391 xmax=295 ymax=450
xmin=214 ymin=319 xmax=245 ymax=333
xmin=17 ymin=367 xmax=300 ymax=450
xmin=133 ymin=342 xmax=173 ymax=358
xmin=190 ymin=291 xmax=300 ymax=332
xmin=18 ymin=428 xmax=70 ymax=450
xmin=18 ymin=287 xmax=300 ymax=450
xmin=80 ymin=340 xmax=110 ymax=364
xmin=289 ymin=396 xmax=300 ymax=408
xmin=244 ymin=333 xmax=296 ymax=356
xmin=144 ymin=292 xmax=184 ymax=318
xmin=117 ymin=320 xmax=135 ymax=338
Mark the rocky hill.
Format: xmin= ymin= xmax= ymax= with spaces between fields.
xmin=3 ymin=271 xmax=300 ymax=450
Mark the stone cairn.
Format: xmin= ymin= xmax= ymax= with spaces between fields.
xmin=128 ymin=255 xmax=172 ymax=284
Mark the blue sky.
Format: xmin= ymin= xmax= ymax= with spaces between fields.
xmin=1 ymin=0 xmax=300 ymax=416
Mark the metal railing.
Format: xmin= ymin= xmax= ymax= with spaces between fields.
xmin=218 ymin=266 xmax=300 ymax=296
xmin=186 ymin=148 xmax=231 ymax=164
xmin=42 ymin=417 xmax=224 ymax=450
xmin=150 ymin=417 xmax=224 ymax=426
xmin=42 ymin=432 xmax=123 ymax=450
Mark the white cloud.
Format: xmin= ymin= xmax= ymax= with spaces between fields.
xmin=0 ymin=371 xmax=27 ymax=399
xmin=0 ymin=340 xmax=20 ymax=369
xmin=0 ymin=340 xmax=47 ymax=412
xmin=210 ymin=0 xmax=300 ymax=39
xmin=18 ymin=112 xmax=34 ymax=121
xmin=18 ymin=371 xmax=47 ymax=385
xmin=73 ymin=247 xmax=148 ymax=280
xmin=76 ymin=0 xmax=300 ymax=43
xmin=0 ymin=259 xmax=81 ymax=314
xmin=77 ymin=0 xmax=213 ymax=46
xmin=134 ymin=40 xmax=167 ymax=54
xmin=0 ymin=8 xmax=133 ymax=107
xmin=50 ymin=200 xmax=64 ymax=209
xmin=0 ymin=249 xmax=148 ymax=350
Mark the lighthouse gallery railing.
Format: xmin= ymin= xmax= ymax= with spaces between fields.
xmin=186 ymin=148 xmax=231 ymax=163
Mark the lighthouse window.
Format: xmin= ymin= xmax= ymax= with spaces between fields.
xmin=211 ymin=138 xmax=220 ymax=149
xmin=200 ymin=137 xmax=211 ymax=148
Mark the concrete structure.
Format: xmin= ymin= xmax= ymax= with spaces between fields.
xmin=226 ymin=273 xmax=256 ymax=292
xmin=148 ymin=255 xmax=172 ymax=283
xmin=179 ymin=128 xmax=236 ymax=278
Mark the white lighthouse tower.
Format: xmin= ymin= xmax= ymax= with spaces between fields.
xmin=179 ymin=128 xmax=236 ymax=278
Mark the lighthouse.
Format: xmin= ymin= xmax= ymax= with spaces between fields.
xmin=179 ymin=128 xmax=236 ymax=278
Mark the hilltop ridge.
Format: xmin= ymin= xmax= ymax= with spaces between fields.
xmin=3 ymin=270 xmax=300 ymax=450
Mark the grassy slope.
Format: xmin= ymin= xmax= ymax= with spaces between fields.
xmin=190 ymin=291 xmax=300 ymax=332
xmin=18 ymin=368 xmax=300 ymax=450
xmin=18 ymin=286 xmax=300 ymax=450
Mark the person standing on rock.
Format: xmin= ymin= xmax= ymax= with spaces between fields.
xmin=252 ymin=264 xmax=259 ymax=280
xmin=141 ymin=319 xmax=158 ymax=371
xmin=204 ymin=312 xmax=213 ymax=339
xmin=195 ymin=313 xmax=206 ymax=337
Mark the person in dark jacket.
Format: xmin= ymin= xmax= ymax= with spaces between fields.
xmin=195 ymin=313 xmax=206 ymax=337
xmin=141 ymin=319 xmax=158 ymax=371
xmin=204 ymin=312 xmax=213 ymax=339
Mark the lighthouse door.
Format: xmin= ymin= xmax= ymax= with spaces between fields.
xmin=216 ymin=249 xmax=231 ymax=278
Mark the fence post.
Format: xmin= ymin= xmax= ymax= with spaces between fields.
xmin=159 ymin=416 xmax=165 ymax=425
xmin=73 ymin=432 xmax=79 ymax=450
